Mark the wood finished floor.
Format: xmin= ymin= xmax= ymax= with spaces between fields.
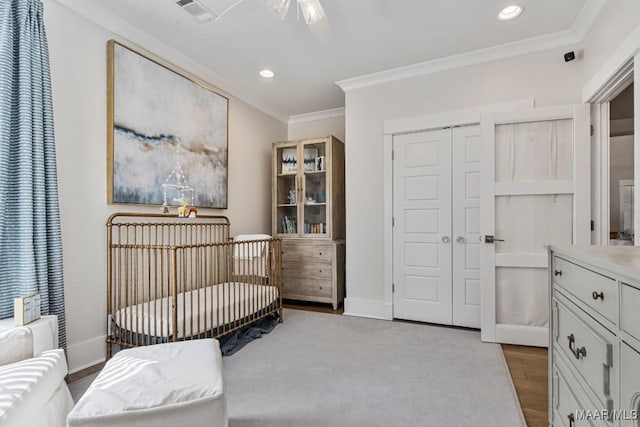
xmin=502 ymin=344 xmax=548 ymax=427
xmin=68 ymin=302 xmax=549 ymax=427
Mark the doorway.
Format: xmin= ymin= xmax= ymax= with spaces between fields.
xmin=479 ymin=105 xmax=590 ymax=346
xmin=609 ymin=83 xmax=635 ymax=245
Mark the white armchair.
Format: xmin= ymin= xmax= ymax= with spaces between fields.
xmin=0 ymin=326 xmax=74 ymax=427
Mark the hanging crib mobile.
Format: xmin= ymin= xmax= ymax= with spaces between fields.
xmin=162 ymin=141 xmax=194 ymax=214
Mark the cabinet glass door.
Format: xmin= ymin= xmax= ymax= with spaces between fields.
xmin=302 ymin=140 xmax=328 ymax=236
xmin=276 ymin=144 xmax=299 ymax=235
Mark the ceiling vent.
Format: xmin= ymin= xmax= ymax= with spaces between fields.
xmin=174 ymin=0 xmax=216 ymax=22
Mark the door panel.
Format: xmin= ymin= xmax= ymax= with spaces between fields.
xmin=495 ymin=194 xmax=574 ymax=253
xmin=496 ymin=267 xmax=549 ymax=326
xmin=481 ymin=105 xmax=590 ymax=345
xmin=393 ymin=129 xmax=452 ymax=324
xmin=453 ymin=126 xmax=481 ymax=328
xmin=495 ymin=119 xmax=574 ymax=182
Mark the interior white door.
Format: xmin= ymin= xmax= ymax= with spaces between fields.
xmin=480 ymin=105 xmax=590 ymax=346
xmin=393 ymin=129 xmax=452 ymax=324
xmin=452 ymin=126 xmax=481 ymax=328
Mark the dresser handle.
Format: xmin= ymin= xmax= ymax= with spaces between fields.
xmin=554 ymin=270 xmax=562 ymax=277
xmin=567 ymin=334 xmax=587 ymax=360
xmin=568 ymin=413 xmax=575 ymax=427
xmin=592 ymin=291 xmax=604 ymax=300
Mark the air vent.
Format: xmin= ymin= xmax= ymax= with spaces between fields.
xmin=174 ymin=0 xmax=216 ymax=22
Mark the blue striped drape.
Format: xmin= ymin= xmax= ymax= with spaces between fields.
xmin=0 ymin=0 xmax=66 ymax=349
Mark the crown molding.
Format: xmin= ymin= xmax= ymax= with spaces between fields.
xmin=336 ymin=0 xmax=607 ymax=93
xmin=50 ymin=0 xmax=290 ymax=123
xmin=288 ymin=107 xmax=345 ymax=125
xmin=572 ymin=0 xmax=608 ymax=40
xmin=336 ymin=30 xmax=580 ymax=92
xmin=582 ymin=23 xmax=640 ymax=102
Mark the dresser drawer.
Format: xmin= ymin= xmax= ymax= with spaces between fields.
xmin=622 ymin=284 xmax=640 ymax=341
xmin=553 ymin=297 xmax=615 ymax=410
xmin=553 ymin=363 xmax=599 ymax=427
xmin=283 ymin=261 xmax=331 ymax=280
xmin=553 ymin=256 xmax=617 ymax=322
xmin=620 ymin=343 xmax=640 ymax=426
xmin=282 ymin=241 xmax=332 ymax=262
xmin=283 ymin=277 xmax=332 ymax=298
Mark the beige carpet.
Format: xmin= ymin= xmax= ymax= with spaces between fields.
xmin=223 ymin=309 xmax=524 ymax=427
xmin=70 ymin=309 xmax=525 ymax=427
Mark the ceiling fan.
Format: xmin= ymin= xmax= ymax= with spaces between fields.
xmin=172 ymin=0 xmax=326 ymax=25
xmin=267 ymin=0 xmax=325 ymax=25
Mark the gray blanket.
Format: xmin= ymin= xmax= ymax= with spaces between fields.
xmin=219 ymin=314 xmax=279 ymax=356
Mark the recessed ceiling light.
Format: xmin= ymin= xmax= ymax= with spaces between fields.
xmin=498 ymin=5 xmax=524 ymax=21
xmin=259 ymin=69 xmax=275 ymax=79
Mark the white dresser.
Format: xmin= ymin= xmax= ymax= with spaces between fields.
xmin=549 ymin=246 xmax=640 ymax=426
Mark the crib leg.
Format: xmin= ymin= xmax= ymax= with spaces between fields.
xmin=106 ymin=341 xmax=112 ymax=360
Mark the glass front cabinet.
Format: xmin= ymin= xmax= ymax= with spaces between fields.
xmin=273 ymin=136 xmax=344 ymax=240
xmin=272 ymin=135 xmax=345 ymax=309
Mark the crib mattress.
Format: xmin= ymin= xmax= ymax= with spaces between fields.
xmin=113 ymin=282 xmax=278 ymax=339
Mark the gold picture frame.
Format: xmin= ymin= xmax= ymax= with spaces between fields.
xmin=107 ymin=40 xmax=229 ymax=208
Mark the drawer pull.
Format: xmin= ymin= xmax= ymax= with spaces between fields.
xmin=554 ymin=269 xmax=562 ymax=277
xmin=567 ymin=334 xmax=587 ymax=360
xmin=567 ymin=413 xmax=575 ymax=427
xmin=592 ymin=291 xmax=604 ymax=300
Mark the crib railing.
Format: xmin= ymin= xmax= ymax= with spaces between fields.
xmin=106 ymin=213 xmax=282 ymax=358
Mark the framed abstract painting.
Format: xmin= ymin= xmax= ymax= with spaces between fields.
xmin=107 ymin=40 xmax=228 ymax=209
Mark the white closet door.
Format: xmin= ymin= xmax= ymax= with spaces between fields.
xmin=393 ymin=129 xmax=453 ymax=324
xmin=452 ymin=126 xmax=481 ymax=328
xmin=480 ymin=105 xmax=590 ymax=346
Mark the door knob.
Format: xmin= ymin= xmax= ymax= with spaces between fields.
xmin=441 ymin=236 xmax=450 ymax=243
xmin=484 ymin=235 xmax=505 ymax=243
xmin=456 ymin=236 xmax=465 ymax=244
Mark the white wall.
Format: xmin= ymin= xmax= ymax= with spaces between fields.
xmin=288 ymin=115 xmax=345 ymax=142
xmin=343 ymin=0 xmax=640 ymax=318
xmin=579 ymin=0 xmax=640 ymax=84
xmin=344 ymin=47 xmax=585 ymax=316
xmin=44 ymin=0 xmax=287 ymax=372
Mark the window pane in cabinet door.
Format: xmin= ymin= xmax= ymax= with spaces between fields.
xmin=278 ymin=145 xmax=298 ymax=175
xmin=301 ymin=141 xmax=326 ymax=174
xmin=303 ymin=204 xmax=327 ymax=235
xmin=301 ymin=140 xmax=328 ymax=236
xmin=276 ymin=145 xmax=298 ymax=235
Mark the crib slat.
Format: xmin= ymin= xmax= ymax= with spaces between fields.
xmin=106 ymin=213 xmax=281 ymax=357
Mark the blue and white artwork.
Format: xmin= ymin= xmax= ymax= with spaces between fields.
xmin=109 ymin=41 xmax=228 ymax=208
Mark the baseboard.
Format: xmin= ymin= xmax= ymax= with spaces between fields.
xmin=495 ymin=324 xmax=548 ymax=347
xmin=67 ymin=335 xmax=106 ymax=374
xmin=343 ymin=298 xmax=392 ymax=320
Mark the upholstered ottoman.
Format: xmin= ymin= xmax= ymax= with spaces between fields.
xmin=67 ymin=339 xmax=227 ymax=427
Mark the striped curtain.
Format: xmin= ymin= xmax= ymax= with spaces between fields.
xmin=0 ymin=0 xmax=66 ymax=349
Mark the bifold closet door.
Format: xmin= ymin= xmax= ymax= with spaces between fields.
xmin=452 ymin=126 xmax=481 ymax=328
xmin=393 ymin=129 xmax=453 ymax=324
